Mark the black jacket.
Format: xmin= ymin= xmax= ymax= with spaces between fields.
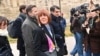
xmin=50 ymin=14 xmax=64 ymax=39
xmin=0 ymin=36 xmax=9 ymax=48
xmin=14 ymin=13 xmax=26 ymax=50
xmin=41 ymin=24 xmax=56 ymax=47
xmin=0 ymin=36 xmax=13 ymax=56
xmin=50 ymin=14 xmax=66 ymax=55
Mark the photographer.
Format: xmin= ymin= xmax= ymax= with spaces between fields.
xmin=70 ymin=4 xmax=90 ymax=56
xmin=84 ymin=6 xmax=100 ymax=56
xmin=70 ymin=9 xmax=85 ymax=56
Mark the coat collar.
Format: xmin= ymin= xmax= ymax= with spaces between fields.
xmin=41 ymin=24 xmax=54 ymax=42
xmin=19 ymin=13 xmax=26 ymax=20
xmin=51 ymin=14 xmax=62 ymax=22
xmin=51 ymin=14 xmax=58 ymax=22
xmin=27 ymin=15 xmax=38 ymax=25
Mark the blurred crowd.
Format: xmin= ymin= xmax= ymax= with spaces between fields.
xmin=0 ymin=0 xmax=100 ymax=56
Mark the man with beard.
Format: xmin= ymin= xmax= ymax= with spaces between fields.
xmin=22 ymin=5 xmax=49 ymax=56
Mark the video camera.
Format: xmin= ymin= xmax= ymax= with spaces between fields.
xmin=77 ymin=3 xmax=89 ymax=14
xmin=71 ymin=3 xmax=89 ymax=17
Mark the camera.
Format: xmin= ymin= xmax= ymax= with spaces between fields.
xmin=79 ymin=4 xmax=89 ymax=14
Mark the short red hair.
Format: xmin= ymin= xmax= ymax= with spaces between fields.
xmin=37 ymin=9 xmax=51 ymax=24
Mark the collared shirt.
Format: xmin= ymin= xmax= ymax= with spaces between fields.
xmin=45 ymin=24 xmax=52 ymax=37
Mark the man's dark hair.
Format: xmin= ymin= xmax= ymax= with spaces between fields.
xmin=50 ymin=5 xmax=60 ymax=12
xmin=26 ymin=5 xmax=36 ymax=15
xmin=19 ymin=5 xmax=26 ymax=13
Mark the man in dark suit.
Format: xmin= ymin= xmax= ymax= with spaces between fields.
xmin=50 ymin=5 xmax=68 ymax=56
xmin=13 ymin=5 xmax=26 ymax=56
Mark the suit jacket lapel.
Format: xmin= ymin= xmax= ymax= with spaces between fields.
xmin=49 ymin=24 xmax=56 ymax=44
xmin=43 ymin=25 xmax=54 ymax=42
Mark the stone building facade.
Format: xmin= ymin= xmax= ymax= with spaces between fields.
xmin=0 ymin=0 xmax=99 ymax=20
